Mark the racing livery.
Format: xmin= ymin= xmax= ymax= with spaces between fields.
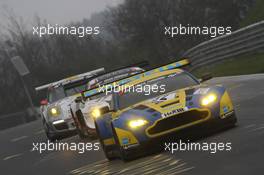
xmin=74 ymin=59 xmax=190 ymax=139
xmin=93 ymin=67 xmax=237 ymax=161
xmin=35 ymin=68 xmax=104 ymax=141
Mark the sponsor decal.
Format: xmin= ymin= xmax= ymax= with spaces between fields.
xmin=122 ymin=138 xmax=129 ymax=145
xmin=223 ymin=106 xmax=229 ymax=113
xmin=161 ymin=107 xmax=188 ymax=118
xmin=194 ymin=88 xmax=210 ymax=95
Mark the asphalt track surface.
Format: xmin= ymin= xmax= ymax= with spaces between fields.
xmin=1 ymin=74 xmax=264 ymax=175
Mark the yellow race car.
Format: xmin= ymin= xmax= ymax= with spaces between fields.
xmin=90 ymin=61 xmax=237 ymax=161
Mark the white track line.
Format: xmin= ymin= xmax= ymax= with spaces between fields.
xmin=11 ymin=135 xmax=28 ymax=142
xmin=3 ymin=153 xmax=23 ymax=161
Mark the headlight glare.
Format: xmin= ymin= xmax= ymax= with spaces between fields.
xmin=128 ymin=119 xmax=148 ymax=129
xmin=91 ymin=108 xmax=101 ymax=118
xmin=49 ymin=107 xmax=60 ymax=117
xmin=201 ymin=94 xmax=217 ymax=106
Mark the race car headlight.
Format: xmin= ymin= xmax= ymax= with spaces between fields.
xmin=49 ymin=107 xmax=60 ymax=117
xmin=201 ymin=94 xmax=217 ymax=106
xmin=91 ymin=106 xmax=110 ymax=119
xmin=91 ymin=108 xmax=101 ymax=118
xmin=128 ymin=119 xmax=148 ymax=129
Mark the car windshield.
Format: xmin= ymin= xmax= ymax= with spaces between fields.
xmin=117 ymin=72 xmax=198 ymax=110
xmin=48 ymin=87 xmax=65 ymax=103
xmin=48 ymin=81 xmax=88 ymax=103
xmin=89 ymin=92 xmax=107 ymax=100
xmin=86 ymin=68 xmax=144 ymax=90
xmin=64 ymin=85 xmax=86 ymax=96
xmin=63 ymin=78 xmax=93 ymax=97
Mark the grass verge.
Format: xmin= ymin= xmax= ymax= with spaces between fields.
xmin=192 ymin=52 xmax=264 ymax=78
xmin=240 ymin=0 xmax=264 ymax=27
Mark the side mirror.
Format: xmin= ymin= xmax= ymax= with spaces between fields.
xmin=40 ymin=99 xmax=48 ymax=106
xmin=200 ymin=73 xmax=213 ymax=83
xmin=75 ymin=96 xmax=83 ymax=103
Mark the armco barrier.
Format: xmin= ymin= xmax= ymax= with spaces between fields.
xmin=182 ymin=20 xmax=264 ymax=70
xmin=0 ymin=109 xmax=39 ymax=131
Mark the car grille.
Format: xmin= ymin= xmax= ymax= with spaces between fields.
xmin=146 ymin=109 xmax=209 ymax=136
xmin=54 ymin=122 xmax=68 ymax=130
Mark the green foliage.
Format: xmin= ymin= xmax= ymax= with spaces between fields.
xmin=241 ymin=0 xmax=264 ymax=27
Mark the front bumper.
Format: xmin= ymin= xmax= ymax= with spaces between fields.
xmin=119 ymin=111 xmax=237 ymax=153
xmin=47 ymin=118 xmax=76 ymax=135
xmin=146 ymin=108 xmax=211 ymax=138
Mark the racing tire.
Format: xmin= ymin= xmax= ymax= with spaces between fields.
xmin=77 ymin=128 xmax=87 ymax=140
xmin=45 ymin=131 xmax=57 ymax=142
xmin=118 ymin=147 xmax=132 ymax=161
xmin=95 ymin=122 xmax=117 ymax=160
xmin=228 ymin=113 xmax=238 ymax=127
xmin=43 ymin=122 xmax=58 ymax=142
xmin=76 ymin=110 xmax=90 ymax=139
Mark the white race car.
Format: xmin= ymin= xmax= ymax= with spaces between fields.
xmin=71 ymin=67 xmax=145 ymax=139
xmin=36 ymin=68 xmax=104 ymax=141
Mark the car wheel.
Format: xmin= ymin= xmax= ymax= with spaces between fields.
xmin=95 ymin=123 xmax=116 ymax=160
xmin=43 ymin=121 xmax=58 ymax=142
xmin=118 ymin=146 xmax=131 ymax=161
xmin=76 ymin=110 xmax=90 ymax=139
xmin=45 ymin=131 xmax=57 ymax=142
xmin=230 ymin=113 xmax=238 ymax=126
xmin=77 ymin=128 xmax=88 ymax=139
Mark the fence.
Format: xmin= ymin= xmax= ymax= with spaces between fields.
xmin=0 ymin=108 xmax=39 ymax=130
xmin=183 ymin=20 xmax=264 ymax=70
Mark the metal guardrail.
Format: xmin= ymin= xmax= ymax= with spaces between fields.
xmin=0 ymin=108 xmax=39 ymax=131
xmin=183 ymin=20 xmax=264 ymax=70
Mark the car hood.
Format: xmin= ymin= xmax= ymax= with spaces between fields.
xmin=47 ymin=95 xmax=81 ymax=120
xmin=118 ymin=84 xmax=224 ymax=119
xmin=50 ymin=95 xmax=78 ymax=108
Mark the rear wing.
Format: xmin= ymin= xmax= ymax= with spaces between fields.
xmin=35 ymin=68 xmax=105 ymax=91
xmin=108 ymin=60 xmax=149 ymax=73
xmin=130 ymin=60 xmax=149 ymax=69
xmin=88 ymin=61 xmax=149 ymax=82
xmin=82 ymin=59 xmax=189 ymax=98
